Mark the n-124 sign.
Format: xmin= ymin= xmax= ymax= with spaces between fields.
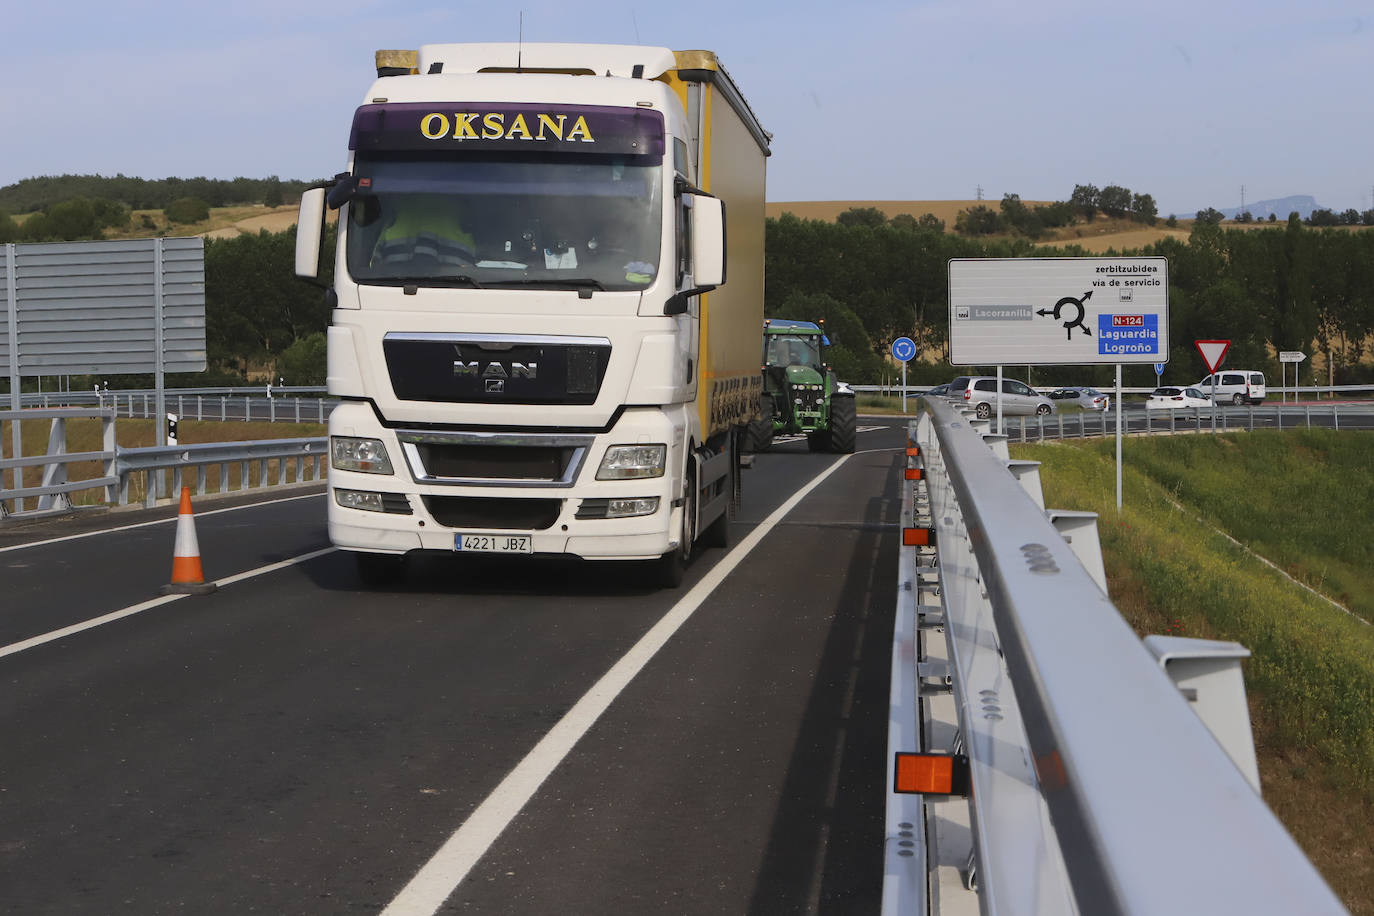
xmin=948 ymin=257 xmax=1170 ymax=366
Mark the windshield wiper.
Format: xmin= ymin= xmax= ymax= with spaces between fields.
xmin=377 ymin=275 xmax=485 ymax=289
xmin=483 ymin=278 xmax=607 ymax=291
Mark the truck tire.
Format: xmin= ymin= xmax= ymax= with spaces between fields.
xmin=656 ymin=460 xmax=696 ymax=588
xmin=743 ymin=397 xmax=774 ymax=453
xmin=354 ymin=551 xmax=405 ymax=587
xmin=829 ymin=395 xmax=857 ymax=453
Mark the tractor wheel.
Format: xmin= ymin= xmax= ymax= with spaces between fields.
xmin=743 ymin=397 xmax=775 ymax=453
xmin=829 ymin=395 xmax=857 ymax=453
xmin=807 ymin=430 xmax=831 ymax=452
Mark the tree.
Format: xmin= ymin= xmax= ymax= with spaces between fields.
xmin=836 ymin=206 xmax=887 ymax=228
xmin=954 ymin=205 xmax=1005 ymax=236
xmin=0 ymin=212 xmax=18 ymax=243
xmin=264 ymin=177 xmax=285 ymax=207
xmin=1070 ymin=184 xmax=1100 ymax=221
xmin=1098 ymin=185 xmax=1132 ymax=218
xmin=917 ymin=213 xmax=945 ymax=232
xmin=1194 ymin=207 xmax=1225 ymax=224
xmin=165 ymin=197 xmax=210 ymax=224
xmin=276 ymin=331 xmax=327 ymax=385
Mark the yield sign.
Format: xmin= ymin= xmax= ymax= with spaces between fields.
xmin=1195 ymin=339 xmax=1230 ymax=373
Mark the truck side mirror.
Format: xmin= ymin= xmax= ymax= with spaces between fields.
xmin=295 ymin=187 xmax=327 ymax=279
xmin=691 ymin=195 xmax=726 ymax=288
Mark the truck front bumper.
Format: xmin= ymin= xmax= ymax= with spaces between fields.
xmin=327 ymin=402 xmax=686 ymax=561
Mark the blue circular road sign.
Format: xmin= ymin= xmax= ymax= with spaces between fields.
xmin=891 ymin=337 xmax=917 ymax=362
xmin=1154 ymin=362 xmax=1166 ymax=376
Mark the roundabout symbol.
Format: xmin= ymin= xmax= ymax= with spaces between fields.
xmin=1038 ymin=290 xmax=1093 ymax=341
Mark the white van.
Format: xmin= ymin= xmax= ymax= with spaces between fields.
xmin=1195 ymin=370 xmax=1267 ymax=405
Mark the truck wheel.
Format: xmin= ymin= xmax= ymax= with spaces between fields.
xmin=743 ymin=398 xmax=774 ymax=453
xmin=656 ymin=461 xmax=696 ymax=588
xmin=829 ymin=395 xmax=857 ymax=453
xmin=355 ymin=551 xmax=405 ymax=587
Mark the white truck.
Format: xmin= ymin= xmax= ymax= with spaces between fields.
xmin=296 ymin=43 xmax=771 ymax=586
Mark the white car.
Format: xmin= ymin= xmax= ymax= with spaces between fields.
xmin=1195 ymin=370 xmax=1267 ymax=406
xmin=1146 ymin=386 xmax=1212 ymax=410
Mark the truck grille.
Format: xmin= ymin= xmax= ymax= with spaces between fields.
xmin=421 ymin=496 xmax=562 ymax=530
xmin=397 ymin=430 xmax=594 ymax=488
xmin=383 ymin=333 xmax=611 ymax=405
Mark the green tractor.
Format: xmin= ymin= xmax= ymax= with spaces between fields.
xmin=744 ymin=318 xmax=856 ymax=453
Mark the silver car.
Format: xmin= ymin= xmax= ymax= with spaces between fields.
xmin=957 ymin=376 xmax=1056 ymax=419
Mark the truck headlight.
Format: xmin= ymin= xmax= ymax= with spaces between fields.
xmin=596 ymin=444 xmax=666 ymax=480
xmin=334 ymin=488 xmax=386 ymax=512
xmin=331 ymin=436 xmax=394 ymax=474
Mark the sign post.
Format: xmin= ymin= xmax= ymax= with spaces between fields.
xmin=1279 ymin=351 xmax=1306 ymax=403
xmin=949 ymin=257 xmax=1170 ymax=511
xmin=891 ymin=336 xmax=916 ymax=413
xmin=1195 ymin=340 xmax=1230 ymax=431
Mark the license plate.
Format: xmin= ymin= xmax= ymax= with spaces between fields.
xmin=455 ymin=533 xmax=533 ymax=554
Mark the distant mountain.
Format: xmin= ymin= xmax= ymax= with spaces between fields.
xmin=1184 ymin=195 xmax=1324 ymax=221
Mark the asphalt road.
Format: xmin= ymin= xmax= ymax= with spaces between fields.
xmin=0 ymin=419 xmax=908 ymax=915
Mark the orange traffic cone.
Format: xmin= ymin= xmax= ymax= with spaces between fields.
xmin=160 ymin=487 xmax=217 ymax=595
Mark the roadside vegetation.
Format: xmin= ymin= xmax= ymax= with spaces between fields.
xmin=1012 ymin=430 xmax=1374 ymax=911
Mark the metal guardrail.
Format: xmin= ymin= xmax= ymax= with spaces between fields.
xmin=883 ymin=397 xmax=1346 ymax=914
xmin=13 ymin=387 xmax=335 ymax=424
xmin=1000 ymin=401 xmax=1363 ymax=441
xmin=853 ymin=384 xmax=1374 ymax=398
xmin=1 ymin=406 xmax=328 ymax=519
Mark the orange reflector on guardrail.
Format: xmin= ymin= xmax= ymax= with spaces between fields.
xmin=903 ymin=527 xmax=934 ymax=547
xmin=906 ymin=446 xmax=920 ymax=457
xmin=894 ymin=753 xmax=970 ymax=796
xmin=905 ymin=468 xmax=924 ymax=481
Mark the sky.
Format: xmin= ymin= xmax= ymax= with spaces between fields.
xmin=3 ymin=0 xmax=1372 ymax=216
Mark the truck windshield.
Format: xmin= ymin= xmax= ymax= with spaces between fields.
xmin=345 ymin=152 xmax=663 ymax=292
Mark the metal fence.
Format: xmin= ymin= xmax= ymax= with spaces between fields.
xmin=883 ymin=397 xmax=1346 ymax=915
xmin=1 ymin=406 xmax=327 ymax=519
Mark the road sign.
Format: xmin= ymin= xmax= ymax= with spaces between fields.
xmin=1154 ymin=362 xmax=1165 ymax=377
xmin=891 ymin=337 xmax=916 ymax=362
xmin=1279 ymin=351 xmax=1306 ymax=363
xmin=1195 ymin=340 xmax=1230 ymax=373
xmin=948 ymin=257 xmax=1169 ymax=365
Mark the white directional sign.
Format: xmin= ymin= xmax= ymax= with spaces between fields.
xmin=948 ymin=257 xmax=1169 ymax=365
xmin=1279 ymin=351 xmax=1306 ymax=363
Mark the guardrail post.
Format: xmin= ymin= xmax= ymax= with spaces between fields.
xmin=1305 ymin=404 xmax=1311 ymax=429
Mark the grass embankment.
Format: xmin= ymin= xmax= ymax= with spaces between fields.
xmin=1012 ymin=430 xmax=1374 ymax=911
xmin=1 ymin=418 xmax=326 ymax=509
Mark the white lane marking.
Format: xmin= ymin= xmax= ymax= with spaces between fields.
xmin=0 ymin=547 xmax=336 ymax=660
xmin=0 ymin=492 xmax=325 ymax=554
xmin=381 ymin=454 xmax=855 ymax=916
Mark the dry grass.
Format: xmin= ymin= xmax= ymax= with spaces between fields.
xmin=100 ymin=204 xmax=300 ymax=241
